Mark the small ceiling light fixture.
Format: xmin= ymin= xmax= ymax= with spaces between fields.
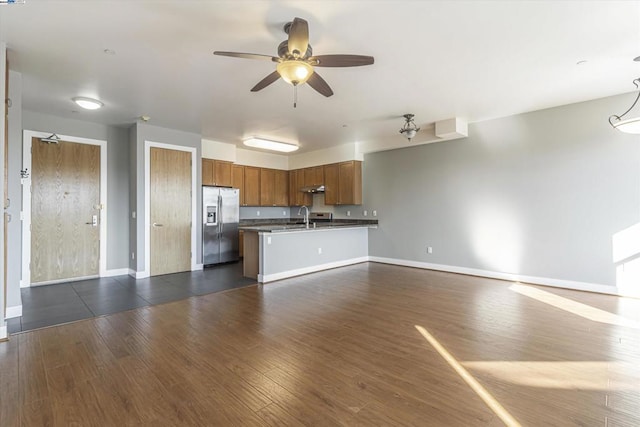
xmin=72 ymin=96 xmax=103 ymax=110
xmin=609 ymin=77 xmax=640 ymax=134
xmin=243 ymin=137 xmax=299 ymax=153
xmin=40 ymin=133 xmax=62 ymax=144
xmin=399 ymin=113 xmax=420 ymax=141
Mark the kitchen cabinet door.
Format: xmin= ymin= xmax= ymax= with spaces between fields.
xmin=323 ymin=161 xmax=362 ymax=205
xmin=304 ymin=166 xmax=324 ymax=187
xmin=243 ymin=166 xmax=261 ymax=206
xmin=231 ymin=164 xmax=244 ymax=204
xmin=260 ymin=168 xmax=275 ymax=206
xmin=214 ymin=160 xmax=232 ymax=187
xmin=274 ymin=169 xmax=289 ymax=206
xmin=289 ymin=169 xmax=312 ymax=206
xmin=338 ymin=161 xmax=362 ymax=205
xmin=202 ymin=159 xmax=215 ymax=186
xmin=323 ymin=163 xmax=339 ymax=205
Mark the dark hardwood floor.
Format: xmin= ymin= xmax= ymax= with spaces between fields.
xmin=1 ymin=262 xmax=639 ymax=426
xmin=7 ymin=261 xmax=254 ymax=333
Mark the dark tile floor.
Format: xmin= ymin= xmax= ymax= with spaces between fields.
xmin=7 ymin=261 xmax=255 ymax=334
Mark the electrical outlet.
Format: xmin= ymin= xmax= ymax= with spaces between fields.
xmin=427 ymin=246 xmax=433 ymax=254
xmin=132 ymin=211 xmax=136 ymax=219
xmin=318 ymin=247 xmax=322 ymax=254
xmin=347 ymin=211 xmax=351 ymax=217
xmin=257 ymin=210 xmax=260 ymax=216
xmin=283 ymin=210 xmax=287 ymax=216
xmin=131 ymin=252 xmax=135 ymax=260
xmin=373 ymin=210 xmax=377 ymax=217
xmin=267 ymin=236 xmax=272 ymax=245
xmin=363 ymin=210 xmax=368 ymax=216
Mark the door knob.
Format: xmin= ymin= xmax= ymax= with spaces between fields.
xmin=153 ymin=223 xmax=164 ymax=227
xmin=85 ymin=215 xmax=98 ymax=226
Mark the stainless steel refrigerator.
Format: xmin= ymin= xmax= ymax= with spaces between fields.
xmin=202 ymin=186 xmax=240 ymax=266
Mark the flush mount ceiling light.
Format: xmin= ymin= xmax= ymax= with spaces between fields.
xmin=243 ymin=138 xmax=299 ymax=153
xmin=399 ymin=113 xmax=420 ymax=141
xmin=72 ymin=97 xmax=103 ymax=110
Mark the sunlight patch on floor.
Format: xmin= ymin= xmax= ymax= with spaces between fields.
xmin=463 ymin=361 xmax=640 ymax=391
xmin=414 ymin=325 xmax=522 ymax=427
xmin=509 ymin=284 xmax=640 ymax=329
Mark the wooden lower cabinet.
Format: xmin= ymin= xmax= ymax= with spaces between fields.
xmin=239 ymin=230 xmax=244 ymax=258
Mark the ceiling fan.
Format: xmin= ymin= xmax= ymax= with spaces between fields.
xmin=214 ymin=17 xmax=374 ymax=104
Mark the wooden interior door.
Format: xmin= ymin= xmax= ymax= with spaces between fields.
xmin=150 ymin=147 xmax=191 ymax=276
xmin=31 ymin=138 xmax=100 ymax=283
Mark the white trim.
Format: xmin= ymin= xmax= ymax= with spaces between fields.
xmin=258 ymin=256 xmax=369 ymax=283
xmin=144 ymin=141 xmax=198 ymax=276
xmin=194 ymin=263 xmax=204 ymax=271
xmin=103 ymin=268 xmax=130 ymax=277
xmin=21 ymin=130 xmax=108 ymax=287
xmin=6 ymin=305 xmax=22 ymax=319
xmin=0 ymin=326 xmax=7 ymax=341
xmin=368 ymin=257 xmax=632 ymax=298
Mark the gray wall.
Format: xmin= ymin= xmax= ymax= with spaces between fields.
xmin=6 ymin=71 xmax=22 ymax=309
xmin=22 ymin=111 xmax=131 ymax=271
xmin=364 ymin=93 xmax=640 ymax=288
xmin=131 ymin=123 xmax=202 ymax=272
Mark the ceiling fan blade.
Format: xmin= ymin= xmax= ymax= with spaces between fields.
xmin=287 ymin=18 xmax=309 ymax=58
xmin=251 ymin=71 xmax=281 ymax=92
xmin=214 ymin=51 xmax=279 ymax=62
xmin=310 ymin=54 xmax=375 ymax=67
xmin=306 ymin=72 xmax=334 ymax=97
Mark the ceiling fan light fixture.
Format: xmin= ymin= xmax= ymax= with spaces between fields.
xmin=609 ymin=77 xmax=640 ymax=134
xmin=276 ymin=60 xmax=313 ymax=86
xmin=243 ymin=137 xmax=299 ymax=153
xmin=72 ymin=96 xmax=103 ymax=110
xmin=399 ymin=113 xmax=420 ymax=141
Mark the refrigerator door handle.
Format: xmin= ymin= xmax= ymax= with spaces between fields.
xmin=218 ymin=195 xmax=223 ymax=233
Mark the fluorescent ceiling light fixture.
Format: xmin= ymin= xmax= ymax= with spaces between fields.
xmin=243 ymin=138 xmax=299 ymax=153
xmin=72 ymin=96 xmax=103 ymax=110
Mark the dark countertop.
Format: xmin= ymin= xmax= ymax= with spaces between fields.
xmin=239 ymin=218 xmax=378 ymax=233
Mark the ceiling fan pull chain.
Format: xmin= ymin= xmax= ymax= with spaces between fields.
xmin=294 ymin=85 xmax=298 ymax=108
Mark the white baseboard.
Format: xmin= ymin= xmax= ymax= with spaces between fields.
xmin=133 ymin=270 xmax=149 ymax=279
xmin=0 ymin=325 xmax=7 ymax=340
xmin=5 ymin=305 xmax=22 ymax=319
xmin=369 ymin=257 xmax=633 ymax=297
xmin=259 ymin=257 xmax=369 ymax=283
xmin=193 ymin=264 xmax=204 ymax=271
xmin=103 ymin=268 xmax=130 ymax=277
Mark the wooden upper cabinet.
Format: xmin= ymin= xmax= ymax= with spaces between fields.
xmin=323 ymin=163 xmax=339 ymax=205
xmin=259 ymin=168 xmax=275 ymax=206
xmin=243 ymin=166 xmax=261 ymax=206
xmin=259 ymin=168 xmax=289 ymax=206
xmin=202 ymin=159 xmax=232 ymax=187
xmin=231 ymin=164 xmax=244 ymax=204
xmin=274 ymin=169 xmax=289 ymax=206
xmin=214 ymin=161 xmax=232 ymax=187
xmin=202 ymin=159 xmax=215 ymax=186
xmin=324 ymin=161 xmax=362 ymax=205
xmin=304 ymin=166 xmax=324 ymax=187
xmin=289 ymin=169 xmax=312 ymax=206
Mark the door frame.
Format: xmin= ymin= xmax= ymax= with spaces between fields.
xmin=21 ymin=130 xmax=107 ymax=287
xmin=144 ymin=140 xmax=197 ymax=276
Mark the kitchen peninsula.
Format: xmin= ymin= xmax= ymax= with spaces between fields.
xmin=240 ymin=216 xmax=377 ymax=283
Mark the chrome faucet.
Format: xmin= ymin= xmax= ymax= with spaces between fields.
xmin=298 ymin=205 xmax=309 ymax=229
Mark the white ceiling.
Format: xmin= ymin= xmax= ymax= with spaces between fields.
xmin=1 ymin=1 xmax=639 ymax=154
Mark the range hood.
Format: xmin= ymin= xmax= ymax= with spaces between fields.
xmin=300 ymin=185 xmax=325 ymax=193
